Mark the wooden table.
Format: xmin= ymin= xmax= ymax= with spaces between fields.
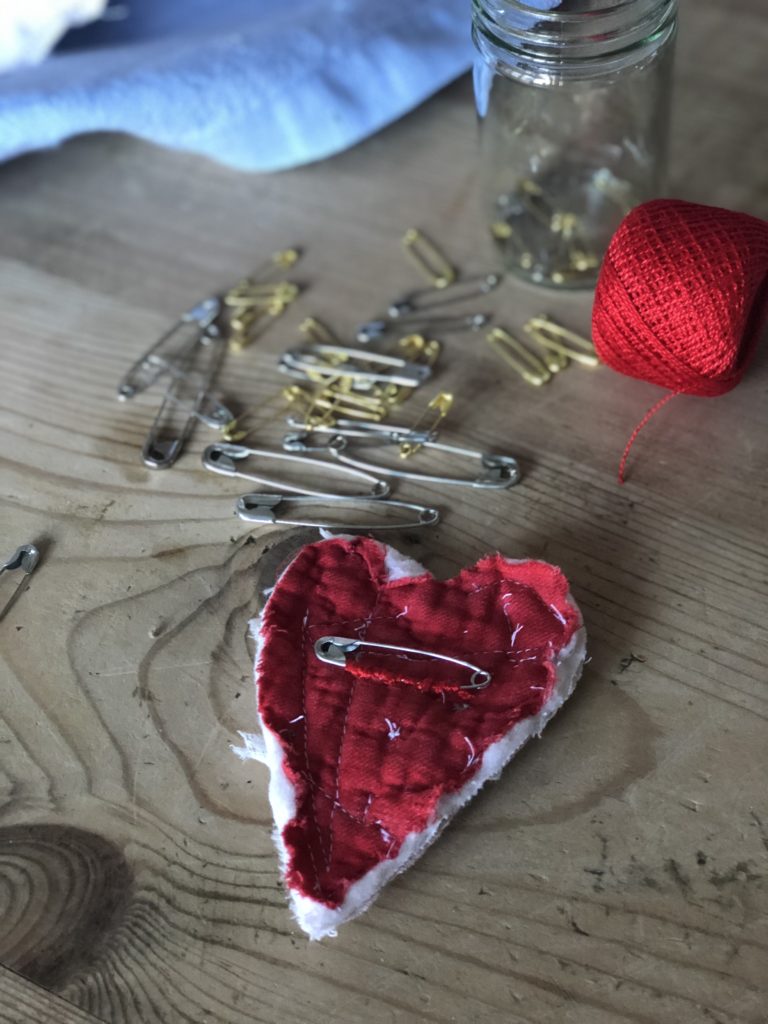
xmin=1 ymin=2 xmax=766 ymax=1021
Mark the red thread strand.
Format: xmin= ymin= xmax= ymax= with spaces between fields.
xmin=592 ymin=199 xmax=768 ymax=481
xmin=617 ymin=392 xmax=677 ymax=485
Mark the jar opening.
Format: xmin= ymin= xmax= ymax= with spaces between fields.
xmin=473 ymin=0 xmax=677 ymax=77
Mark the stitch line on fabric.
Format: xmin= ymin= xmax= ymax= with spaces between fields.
xmin=298 ymin=607 xmax=326 ymax=892
xmin=325 ymin=549 xmax=385 ymax=871
xmin=299 ymin=772 xmax=378 ymax=829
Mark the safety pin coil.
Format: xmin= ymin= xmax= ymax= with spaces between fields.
xmin=314 ymin=636 xmax=491 ymax=690
xmin=0 ymin=543 xmax=40 ymax=621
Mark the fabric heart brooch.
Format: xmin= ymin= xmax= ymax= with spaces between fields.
xmin=241 ymin=536 xmax=586 ymax=939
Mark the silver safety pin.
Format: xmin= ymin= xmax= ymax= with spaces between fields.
xmin=202 ymin=443 xmax=390 ymax=499
xmin=142 ymin=329 xmax=229 ymax=469
xmin=317 ymin=435 xmax=521 ymax=490
xmin=235 ymin=493 xmax=440 ymax=530
xmin=278 ymin=345 xmax=432 ymax=389
xmin=314 ymin=636 xmax=491 ymax=690
xmin=285 ymin=415 xmax=434 ymax=441
xmin=0 ymin=543 xmax=40 ymax=621
xmin=387 ymin=273 xmax=501 ymax=319
xmin=356 ymin=312 xmax=490 ymax=345
xmin=283 ymin=426 xmax=435 ymax=454
xmin=118 ymin=297 xmax=221 ymax=400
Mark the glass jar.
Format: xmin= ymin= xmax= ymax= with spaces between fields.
xmin=473 ymin=0 xmax=678 ymax=288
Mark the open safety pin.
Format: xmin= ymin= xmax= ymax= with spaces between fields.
xmin=235 ymin=493 xmax=440 ymax=530
xmin=297 ymin=434 xmax=521 ymax=489
xmin=202 ymin=443 xmax=390 ymax=499
xmin=0 ymin=543 xmax=40 ymax=621
xmin=278 ymin=345 xmax=432 ymax=389
xmin=117 ymin=297 xmax=221 ymax=400
xmin=314 ymin=636 xmax=491 ymax=691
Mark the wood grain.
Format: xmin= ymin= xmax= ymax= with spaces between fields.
xmin=0 ymin=966 xmax=104 ymax=1024
xmin=1 ymin=1 xmax=767 ymax=1021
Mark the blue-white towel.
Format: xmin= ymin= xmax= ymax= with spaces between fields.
xmin=0 ymin=0 xmax=475 ymax=171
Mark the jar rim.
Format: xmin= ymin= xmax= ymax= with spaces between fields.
xmin=473 ymin=0 xmax=678 ymax=74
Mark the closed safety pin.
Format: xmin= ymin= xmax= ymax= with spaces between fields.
xmin=142 ymin=329 xmax=229 ymax=469
xmin=0 ymin=543 xmax=40 ymax=621
xmin=202 ymin=443 xmax=390 ymax=499
xmin=487 ymin=327 xmax=551 ymax=387
xmin=356 ymin=312 xmax=489 ymax=345
xmin=314 ymin=636 xmax=491 ymax=690
xmin=523 ymin=316 xmax=599 ymax=368
xmin=235 ymin=493 xmax=439 ymax=529
xmin=278 ymin=345 xmax=432 ymax=389
xmin=283 ymin=424 xmax=435 ymax=454
xmin=117 ymin=297 xmax=221 ymax=400
xmin=387 ymin=274 xmax=501 ymax=319
xmin=326 ymin=435 xmax=521 ymax=489
xmin=401 ymin=228 xmax=456 ymax=289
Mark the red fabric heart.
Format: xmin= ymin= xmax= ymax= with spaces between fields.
xmin=256 ymin=537 xmax=581 ymax=910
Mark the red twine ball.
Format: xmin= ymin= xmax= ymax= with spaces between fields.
xmin=591 ymin=199 xmax=768 ymax=482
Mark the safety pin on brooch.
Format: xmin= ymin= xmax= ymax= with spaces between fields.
xmin=523 ymin=316 xmax=600 ymax=368
xmin=202 ymin=443 xmax=390 ymax=499
xmin=235 ymin=493 xmax=440 ymax=530
xmin=356 ymin=312 xmax=489 ymax=345
xmin=142 ymin=329 xmax=229 ymax=469
xmin=117 ymin=297 xmax=221 ymax=400
xmin=314 ymin=636 xmax=491 ymax=691
xmin=0 ymin=543 xmax=40 ymax=621
xmin=278 ymin=345 xmax=433 ymax=389
xmin=401 ymin=228 xmax=457 ymax=289
xmin=486 ymin=327 xmax=552 ymax=387
xmin=325 ymin=435 xmax=521 ymax=490
xmin=387 ymin=273 xmax=501 ymax=319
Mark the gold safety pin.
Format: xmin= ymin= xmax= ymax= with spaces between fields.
xmin=399 ymin=392 xmax=454 ymax=459
xmin=401 ymin=228 xmax=456 ymax=289
xmin=486 ymin=327 xmax=551 ymax=387
xmin=523 ymin=316 xmax=599 ymax=368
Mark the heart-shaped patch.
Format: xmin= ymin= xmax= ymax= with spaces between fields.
xmin=249 ymin=536 xmax=586 ymax=938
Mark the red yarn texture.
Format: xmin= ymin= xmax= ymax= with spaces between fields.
xmin=257 ymin=537 xmax=581 ymax=908
xmin=593 ymin=199 xmax=768 ymax=396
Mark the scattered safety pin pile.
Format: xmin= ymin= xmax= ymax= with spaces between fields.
xmin=487 ymin=315 xmax=598 ymax=387
xmin=116 ymin=250 xmax=302 ymax=468
xmin=115 ymin=228 xmax=598 ymax=531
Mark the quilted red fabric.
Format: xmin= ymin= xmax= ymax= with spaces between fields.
xmin=257 ymin=537 xmax=581 ymax=908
